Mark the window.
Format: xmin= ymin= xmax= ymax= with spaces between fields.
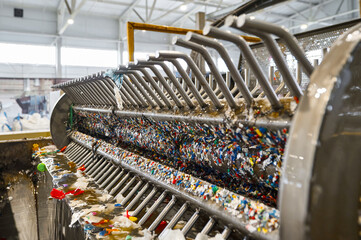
xmin=61 ymin=47 xmax=117 ymax=67
xmin=0 ymin=43 xmax=55 ymax=65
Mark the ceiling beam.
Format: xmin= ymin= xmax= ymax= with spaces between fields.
xmin=171 ymin=2 xmax=208 ymax=26
xmin=133 ymin=8 xmax=145 ymax=23
xmin=118 ymin=0 xmax=142 ymax=20
xmin=264 ymin=11 xmax=310 ymax=24
xmin=274 ymin=0 xmax=338 ymax=25
xmin=58 ymin=0 xmax=88 ymax=35
xmin=148 ymin=0 xmax=157 ymax=22
xmin=169 ymin=0 xmax=230 ymax=8
xmin=288 ymin=8 xmax=359 ymax=30
xmin=64 ymin=0 xmax=72 ymax=14
xmin=149 ymin=3 xmax=184 ymax=23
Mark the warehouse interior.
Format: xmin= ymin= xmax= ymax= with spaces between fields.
xmin=0 ymin=0 xmax=360 ymax=239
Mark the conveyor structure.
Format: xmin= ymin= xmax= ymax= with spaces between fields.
xmin=50 ymin=15 xmax=361 ymax=240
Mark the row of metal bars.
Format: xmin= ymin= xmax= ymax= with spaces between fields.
xmin=53 ymin=14 xmax=315 ymax=111
xmin=64 ymin=141 xmax=233 ymax=239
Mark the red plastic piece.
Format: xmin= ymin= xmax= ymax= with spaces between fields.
xmin=155 ymin=220 xmax=167 ymax=232
xmin=65 ymin=188 xmax=85 ymax=196
xmin=60 ymin=146 xmax=67 ymax=152
xmin=50 ymin=188 xmax=65 ymax=199
xmin=77 ymin=165 xmax=86 ymax=171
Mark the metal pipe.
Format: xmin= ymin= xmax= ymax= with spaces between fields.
xmin=126 ymin=182 xmax=150 ymax=210
xmin=182 ymin=209 xmax=200 ymax=236
xmin=120 ymin=180 xmax=143 ymax=206
xmin=222 ymin=227 xmax=232 ymax=239
xmin=138 ymin=191 xmax=168 ymax=225
xmin=202 ymin=25 xmax=282 ymax=109
xmin=90 ymin=160 xmax=109 ymax=179
xmin=145 ymin=56 xmax=195 ymax=108
xmin=313 ymin=59 xmax=319 ymax=67
xmin=185 ymin=32 xmax=254 ymax=107
xmin=84 ymin=155 xmax=97 ymax=168
xmin=105 ymin=170 xmax=125 ymax=192
xmin=101 ymin=77 xmax=131 ymax=108
xmin=152 ymin=55 xmax=208 ymax=108
xmin=123 ymin=76 xmax=148 ymax=107
xmin=244 ymin=68 xmax=250 ymax=87
xmin=231 ymin=26 xmax=303 ymax=99
xmin=132 ymin=187 xmax=158 ymax=216
xmin=85 ymin=157 xmax=101 ymax=173
xmin=117 ymin=175 xmax=137 ymax=197
xmin=84 ymin=82 xmax=109 ymax=105
xmin=135 ymin=60 xmax=184 ymax=108
xmin=269 ymin=66 xmax=274 ymax=85
xmin=94 ymin=162 xmax=112 ymax=181
xmin=63 ymin=142 xmax=75 ymax=154
xmin=121 ymin=80 xmax=144 ymax=107
xmin=296 ymin=61 xmax=302 ymax=85
xmin=89 ymin=81 xmax=115 ymax=105
xmin=87 ymin=157 xmax=105 ymax=175
xmin=148 ymin=195 xmax=177 ymax=231
xmin=77 ymin=152 xmax=93 ymax=167
xmin=128 ymin=64 xmax=173 ymax=108
xmin=71 ymin=137 xmax=271 ymax=239
xmin=109 ymin=172 xmax=130 ymax=195
xmin=201 ymin=217 xmax=216 ymax=234
xmin=67 ymin=144 xmax=85 ymax=160
xmin=235 ymin=14 xmax=314 ymax=77
xmin=173 ymin=37 xmax=239 ymax=108
xmin=100 ymin=167 xmax=122 ymax=189
xmin=119 ymin=86 xmax=138 ymax=107
xmin=117 ymin=69 xmax=164 ymax=108
xmin=97 ymin=80 xmax=119 ymax=106
xmin=156 ymin=51 xmax=222 ymax=109
xmin=125 ymin=73 xmax=157 ymax=108
xmin=127 ymin=21 xmax=203 ymax=62
xmin=160 ymin=202 xmax=188 ymax=237
xmin=72 ymin=105 xmax=291 ymax=129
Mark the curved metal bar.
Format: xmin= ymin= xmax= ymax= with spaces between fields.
xmin=145 ymin=56 xmax=195 ymax=108
xmin=121 ymin=79 xmax=144 ymax=108
xmin=97 ymin=79 xmax=122 ymax=106
xmin=149 ymin=55 xmax=207 ymax=108
xmin=156 ymin=50 xmax=222 ymax=109
xmin=128 ymin=63 xmax=173 ymax=109
xmin=173 ymin=37 xmax=239 ymax=108
xmin=135 ymin=60 xmax=184 ymax=108
xmin=208 ymin=23 xmax=282 ymax=109
xmin=235 ymin=14 xmax=314 ymax=77
xmin=185 ymin=32 xmax=255 ymax=107
xmin=117 ymin=66 xmax=165 ymax=108
xmin=125 ymin=73 xmax=157 ymax=108
xmin=229 ymin=22 xmax=303 ymax=99
xmin=122 ymin=76 xmax=148 ymax=107
xmin=103 ymin=76 xmax=133 ymax=108
xmin=102 ymin=76 xmax=131 ymax=108
xmin=120 ymin=86 xmax=138 ymax=107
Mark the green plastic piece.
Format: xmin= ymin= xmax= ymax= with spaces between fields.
xmin=37 ymin=163 xmax=46 ymax=172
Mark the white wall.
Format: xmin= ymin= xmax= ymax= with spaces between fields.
xmin=0 ymin=4 xmax=178 ymax=79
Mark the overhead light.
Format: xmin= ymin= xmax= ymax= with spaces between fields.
xmin=180 ymin=4 xmax=187 ymax=11
xmin=142 ymin=30 xmax=146 ymax=33
xmin=300 ymin=24 xmax=308 ymax=30
xmin=67 ymin=18 xmax=74 ymax=25
xmin=249 ymin=16 xmax=255 ymax=20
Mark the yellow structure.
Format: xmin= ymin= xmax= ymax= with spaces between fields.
xmin=127 ymin=21 xmax=260 ymax=62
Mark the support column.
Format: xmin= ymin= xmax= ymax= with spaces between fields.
xmin=194 ymin=11 xmax=205 ymax=74
xmin=118 ymin=19 xmax=126 ymax=65
xmin=55 ymin=38 xmax=62 ymax=78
